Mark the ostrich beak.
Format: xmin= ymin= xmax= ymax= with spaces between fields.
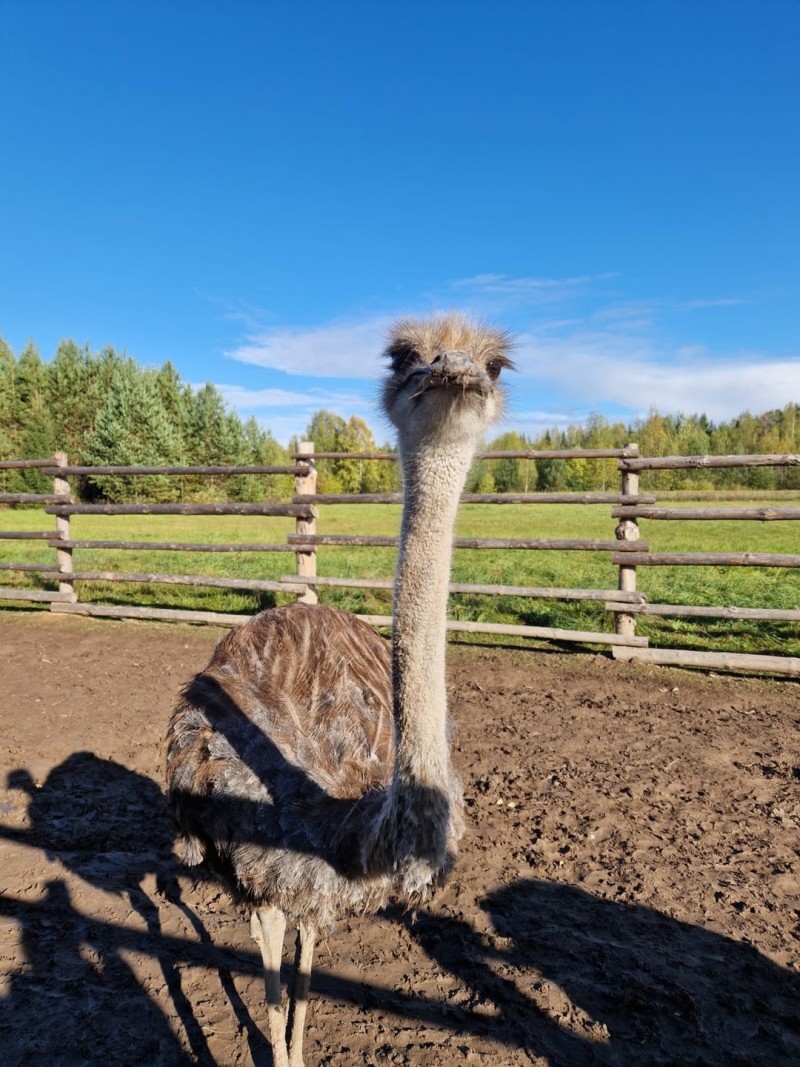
xmin=424 ymin=350 xmax=490 ymax=395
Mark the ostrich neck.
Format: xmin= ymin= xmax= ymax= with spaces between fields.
xmin=391 ymin=441 xmax=475 ymax=786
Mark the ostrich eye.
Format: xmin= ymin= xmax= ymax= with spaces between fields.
xmin=390 ymin=346 xmax=421 ymax=376
xmin=486 ymin=360 xmax=503 ymax=381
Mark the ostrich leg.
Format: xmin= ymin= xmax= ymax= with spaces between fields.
xmin=286 ymin=920 xmax=316 ymax=1067
xmin=251 ymin=906 xmax=289 ymax=1067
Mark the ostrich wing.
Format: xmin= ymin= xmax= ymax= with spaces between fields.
xmin=166 ymin=603 xmax=395 ymax=888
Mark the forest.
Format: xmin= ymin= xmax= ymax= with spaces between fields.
xmin=2 ymin=335 xmax=800 ymax=501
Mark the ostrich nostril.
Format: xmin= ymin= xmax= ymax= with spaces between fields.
xmin=432 ymin=350 xmax=474 ymax=376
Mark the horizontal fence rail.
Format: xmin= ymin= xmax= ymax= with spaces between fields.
xmin=279 ymin=574 xmax=646 ymax=603
xmin=45 ymin=502 xmax=316 ymax=518
xmin=290 ymin=447 xmax=642 ymax=461
xmin=612 ymin=505 xmax=800 ymax=521
xmin=0 ymin=458 xmax=54 ymax=469
xmin=612 ymin=551 xmax=800 ymax=567
xmin=288 ymin=534 xmax=650 ymax=551
xmin=48 ymin=539 xmax=299 ymax=553
xmin=2 ymin=444 xmax=800 ymax=673
xmin=618 ymin=453 xmax=800 ymax=471
xmin=40 ymin=463 xmax=306 ymax=476
xmin=0 ymin=493 xmax=71 ymax=505
xmin=295 ymin=492 xmax=658 ymax=506
xmin=0 ymin=530 xmax=54 ymax=540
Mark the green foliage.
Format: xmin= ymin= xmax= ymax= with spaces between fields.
xmin=0 ymin=335 xmax=293 ymax=502
xmin=83 ymin=360 xmax=183 ymax=500
xmin=2 ymin=331 xmax=800 ymax=503
xmin=300 ymin=410 xmax=396 ymax=493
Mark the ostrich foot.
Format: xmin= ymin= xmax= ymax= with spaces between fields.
xmin=286 ymin=920 xmax=316 ymax=1067
xmin=251 ymin=906 xmax=289 ymax=1067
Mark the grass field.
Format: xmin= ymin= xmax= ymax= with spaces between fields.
xmin=2 ymin=502 xmax=800 ymax=655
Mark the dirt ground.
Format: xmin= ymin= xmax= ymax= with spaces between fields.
xmin=0 ymin=610 xmax=797 ymax=1066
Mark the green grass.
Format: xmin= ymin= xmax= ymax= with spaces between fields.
xmin=2 ymin=502 xmax=800 ymax=656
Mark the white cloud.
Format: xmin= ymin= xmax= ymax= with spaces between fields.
xmin=217 ymin=277 xmax=788 ymax=436
xmin=211 ymin=381 xmax=383 ymax=446
xmin=452 ymin=271 xmax=618 ymax=295
xmin=213 ymin=385 xmax=317 ymax=409
xmin=677 ymin=297 xmax=751 ymax=311
xmin=514 ymin=329 xmax=800 ymax=421
xmin=225 ymin=315 xmax=392 ymax=379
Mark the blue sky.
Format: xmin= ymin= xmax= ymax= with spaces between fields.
xmin=2 ymin=1 xmax=799 ymax=445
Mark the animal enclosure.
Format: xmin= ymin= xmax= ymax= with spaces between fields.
xmin=2 ymin=447 xmax=800 ymax=673
xmin=1 ymin=614 xmax=797 ymax=1064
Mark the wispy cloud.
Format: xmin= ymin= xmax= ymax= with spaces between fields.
xmin=225 ymin=314 xmax=392 ymax=379
xmin=677 ymin=297 xmax=751 ymax=311
xmin=216 ymin=275 xmax=786 ymax=441
xmin=210 ymin=381 xmax=381 ymax=445
xmin=514 ymin=328 xmax=800 ymax=422
xmin=213 ymin=385 xmax=319 ymax=409
xmin=452 ymin=271 xmax=618 ymax=294
xmin=448 ymin=271 xmax=620 ymax=313
xmin=215 ymin=382 xmax=375 ymax=420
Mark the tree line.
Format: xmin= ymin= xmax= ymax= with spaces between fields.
xmin=2 ymin=335 xmax=800 ymax=500
xmin=0 ymin=337 xmax=400 ymax=501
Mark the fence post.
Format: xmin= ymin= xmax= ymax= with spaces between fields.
xmin=52 ymin=452 xmax=77 ymax=604
xmin=615 ymin=443 xmax=640 ymax=638
xmin=294 ymin=441 xmax=317 ymax=604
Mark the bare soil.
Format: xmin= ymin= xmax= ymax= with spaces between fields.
xmin=0 ymin=609 xmax=798 ymax=1066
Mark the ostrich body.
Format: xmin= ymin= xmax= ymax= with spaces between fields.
xmin=165 ymin=314 xmax=512 ymax=1065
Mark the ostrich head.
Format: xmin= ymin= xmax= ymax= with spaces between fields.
xmin=381 ymin=313 xmax=514 ymax=454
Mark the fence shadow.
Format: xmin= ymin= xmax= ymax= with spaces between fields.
xmin=3 ymin=749 xmax=799 ymax=1065
xmin=0 ymin=751 xmax=250 ymax=1066
xmin=402 ymin=878 xmax=800 ymax=1065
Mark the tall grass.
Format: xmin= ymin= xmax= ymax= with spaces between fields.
xmin=2 ymin=502 xmax=799 ymax=655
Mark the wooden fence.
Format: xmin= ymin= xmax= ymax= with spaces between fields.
xmin=2 ymin=446 xmax=800 ymax=674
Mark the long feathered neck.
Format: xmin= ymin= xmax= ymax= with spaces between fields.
xmin=393 ymin=442 xmax=472 ymax=773
xmin=383 ymin=436 xmax=476 ymax=870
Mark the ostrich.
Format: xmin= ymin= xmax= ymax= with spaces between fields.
xmin=165 ymin=313 xmax=513 ymax=1066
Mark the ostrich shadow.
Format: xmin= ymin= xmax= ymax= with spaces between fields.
xmin=401 ymin=878 xmax=800 ymax=1066
xmin=0 ymin=751 xmax=271 ymax=1066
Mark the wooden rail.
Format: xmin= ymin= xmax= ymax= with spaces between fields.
xmin=0 ymin=562 xmax=60 ymax=573
xmin=0 ymin=530 xmax=53 ymax=540
xmin=40 ymin=463 xmax=305 ymax=476
xmin=0 ymin=458 xmax=54 ymax=469
xmin=281 ymin=574 xmax=646 ymax=602
xmin=50 ymin=602 xmax=256 ymax=626
xmin=613 ymin=551 xmax=800 ymax=567
xmin=65 ymin=570 xmax=306 ymax=593
xmin=353 ymin=615 xmax=648 ymax=647
xmin=289 ymin=534 xmax=649 ymax=552
xmin=4 ymin=447 xmax=800 ymax=674
xmin=613 ymin=646 xmax=800 ymax=676
xmin=612 ymin=505 xmax=800 ymax=521
xmin=605 ymin=602 xmax=800 ymax=621
xmin=290 ymin=447 xmax=641 ymax=461
xmin=0 ymin=588 xmax=74 ymax=602
xmin=45 ymin=502 xmax=315 ymax=518
xmin=0 ymin=493 xmax=71 ymax=505
xmin=48 ymin=539 xmax=298 ymax=553
xmin=618 ymin=453 xmax=800 ymax=471
xmin=296 ymin=492 xmax=657 ymax=506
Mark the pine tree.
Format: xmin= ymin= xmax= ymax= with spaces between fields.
xmin=83 ymin=360 xmax=182 ymax=501
xmin=48 ymin=340 xmax=94 ymax=458
xmin=0 ymin=337 xmax=17 ymax=462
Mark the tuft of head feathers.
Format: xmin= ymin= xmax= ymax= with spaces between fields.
xmin=384 ymin=312 xmax=514 ymax=375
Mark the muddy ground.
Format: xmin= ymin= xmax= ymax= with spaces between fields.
xmin=0 ymin=609 xmax=797 ymax=1066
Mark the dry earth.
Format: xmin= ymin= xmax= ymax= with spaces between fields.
xmin=0 ymin=610 xmax=798 ymax=1066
